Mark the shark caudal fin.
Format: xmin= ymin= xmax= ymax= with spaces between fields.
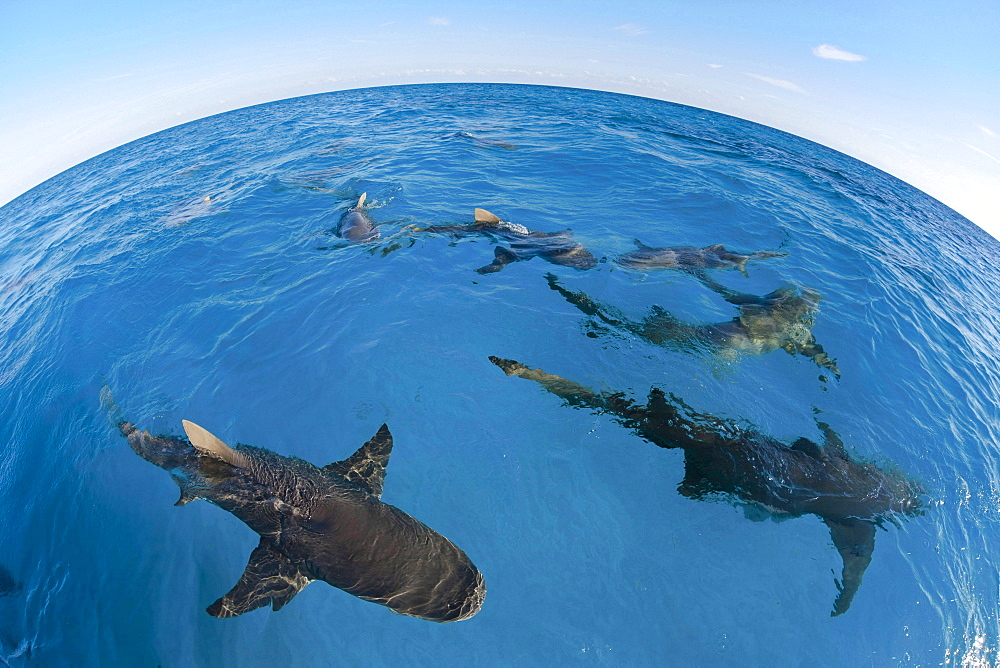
xmin=323 ymin=424 xmax=394 ymax=498
xmin=474 ymin=208 xmax=502 ymax=224
xmin=181 ymin=420 xmax=252 ymax=469
xmin=207 ymin=538 xmax=312 ymax=618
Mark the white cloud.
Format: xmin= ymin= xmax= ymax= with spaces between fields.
xmin=965 ymin=143 xmax=1000 ymax=164
xmin=707 ymin=64 xmax=723 ymax=69
xmin=428 ymin=17 xmax=450 ymax=26
xmin=978 ymin=125 xmax=998 ymax=139
xmin=812 ymin=44 xmax=866 ymax=62
xmin=613 ymin=24 xmax=649 ymax=36
xmin=744 ymin=73 xmax=803 ymax=92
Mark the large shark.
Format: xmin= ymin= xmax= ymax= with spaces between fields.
xmin=413 ymin=208 xmax=597 ymax=274
xmin=488 ymin=356 xmax=924 ymax=616
xmin=617 ymin=240 xmax=786 ymax=276
xmin=115 ymin=417 xmax=485 ymax=621
xmin=337 ymin=192 xmax=380 ymax=243
xmin=546 ymin=273 xmax=840 ymax=377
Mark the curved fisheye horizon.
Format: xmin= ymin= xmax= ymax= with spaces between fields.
xmin=1 ymin=1 xmax=998 ymax=237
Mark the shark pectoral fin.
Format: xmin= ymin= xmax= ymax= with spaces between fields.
xmin=207 ymin=539 xmax=311 ymax=618
xmin=476 ymin=246 xmax=518 ymax=274
xmin=181 ymin=420 xmax=251 ymax=469
xmin=816 ymin=421 xmax=849 ymax=460
xmin=174 ymin=487 xmax=200 ymax=506
xmin=323 ymin=424 xmax=394 ymax=498
xmin=474 ymin=208 xmax=502 ymax=224
xmin=824 ymin=519 xmax=876 ymax=617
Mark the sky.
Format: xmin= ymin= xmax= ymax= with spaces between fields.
xmin=1 ymin=0 xmax=998 ymax=236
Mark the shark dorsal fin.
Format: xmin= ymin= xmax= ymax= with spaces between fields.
xmin=182 ymin=420 xmax=251 ymax=469
xmin=633 ymin=238 xmax=653 ymax=249
xmin=474 ymin=208 xmax=502 ymax=224
xmin=356 ymin=192 xmax=367 ymax=208
xmin=817 ymin=421 xmax=849 ymax=460
xmin=705 ymin=243 xmax=726 ymax=251
xmin=323 ymin=424 xmax=393 ymax=498
xmin=790 ymin=437 xmax=827 ymax=460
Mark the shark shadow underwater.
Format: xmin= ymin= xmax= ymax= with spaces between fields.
xmin=489 ymin=356 xmax=923 ymax=616
xmin=112 ymin=411 xmax=485 ymax=622
xmin=546 ymin=273 xmax=840 ymax=378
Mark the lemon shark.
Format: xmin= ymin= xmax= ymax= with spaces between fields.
xmin=617 ymin=240 xmax=786 ymax=276
xmin=489 ymin=356 xmax=923 ymax=615
xmin=413 ymin=208 xmax=597 ymax=274
xmin=116 ymin=418 xmax=485 ymax=621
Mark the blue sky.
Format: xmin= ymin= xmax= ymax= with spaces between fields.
xmin=1 ymin=1 xmax=998 ymax=234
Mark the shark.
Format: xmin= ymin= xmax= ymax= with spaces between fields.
xmin=338 ymin=193 xmax=380 ymax=243
xmin=115 ymin=415 xmax=485 ymax=621
xmin=412 ymin=208 xmax=597 ymax=274
xmin=617 ymin=240 xmax=786 ymax=276
xmin=545 ymin=273 xmax=840 ymax=378
xmin=488 ymin=356 xmax=924 ymax=616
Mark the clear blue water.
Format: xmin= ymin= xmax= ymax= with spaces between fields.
xmin=1 ymin=83 xmax=999 ymax=666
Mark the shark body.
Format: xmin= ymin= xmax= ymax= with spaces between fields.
xmin=118 ymin=419 xmax=484 ymax=621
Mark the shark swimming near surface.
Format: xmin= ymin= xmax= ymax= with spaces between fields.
xmin=112 ymin=408 xmax=485 ymax=621
xmin=337 ymin=193 xmax=380 ymax=243
xmin=617 ymin=240 xmax=786 ymax=276
xmin=412 ymin=208 xmax=597 ymax=274
xmin=546 ymin=273 xmax=840 ymax=378
xmin=488 ymin=356 xmax=924 ymax=616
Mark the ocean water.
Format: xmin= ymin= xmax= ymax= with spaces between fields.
xmin=1 ymin=83 xmax=998 ymax=666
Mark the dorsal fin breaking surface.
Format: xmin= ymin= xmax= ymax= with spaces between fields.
xmin=356 ymin=192 xmax=367 ymax=208
xmin=323 ymin=424 xmax=394 ymax=498
xmin=182 ymin=420 xmax=252 ymax=469
xmin=474 ymin=208 xmax=502 ymax=224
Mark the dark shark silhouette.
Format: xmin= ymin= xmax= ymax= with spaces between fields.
xmin=115 ymin=417 xmax=485 ymax=621
xmin=0 ymin=562 xmax=19 ymax=597
xmin=546 ymin=273 xmax=840 ymax=378
xmin=488 ymin=356 xmax=923 ymax=616
xmin=338 ymin=192 xmax=379 ymax=243
xmin=412 ymin=208 xmax=597 ymax=274
xmin=617 ymin=239 xmax=786 ymax=276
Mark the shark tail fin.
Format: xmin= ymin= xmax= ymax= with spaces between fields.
xmin=181 ymin=420 xmax=251 ymax=469
xmin=474 ymin=208 xmax=502 ymax=224
xmin=356 ymin=192 xmax=367 ymax=208
xmin=207 ymin=538 xmax=312 ymax=618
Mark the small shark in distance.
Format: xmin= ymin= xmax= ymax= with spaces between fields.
xmin=112 ymin=405 xmax=485 ymax=622
xmin=488 ymin=356 xmax=924 ymax=616
xmin=617 ymin=240 xmax=786 ymax=277
xmin=412 ymin=208 xmax=597 ymax=274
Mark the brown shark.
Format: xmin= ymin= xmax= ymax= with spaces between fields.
xmin=413 ymin=208 xmax=597 ymax=274
xmin=488 ymin=356 xmax=923 ymax=616
xmin=545 ymin=273 xmax=840 ymax=378
xmin=617 ymin=239 xmax=786 ymax=276
xmin=116 ymin=416 xmax=485 ymax=621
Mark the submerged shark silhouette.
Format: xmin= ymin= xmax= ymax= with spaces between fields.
xmin=116 ymin=417 xmax=485 ymax=621
xmin=545 ymin=273 xmax=840 ymax=377
xmin=617 ymin=240 xmax=786 ymax=276
xmin=489 ymin=356 xmax=923 ymax=616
